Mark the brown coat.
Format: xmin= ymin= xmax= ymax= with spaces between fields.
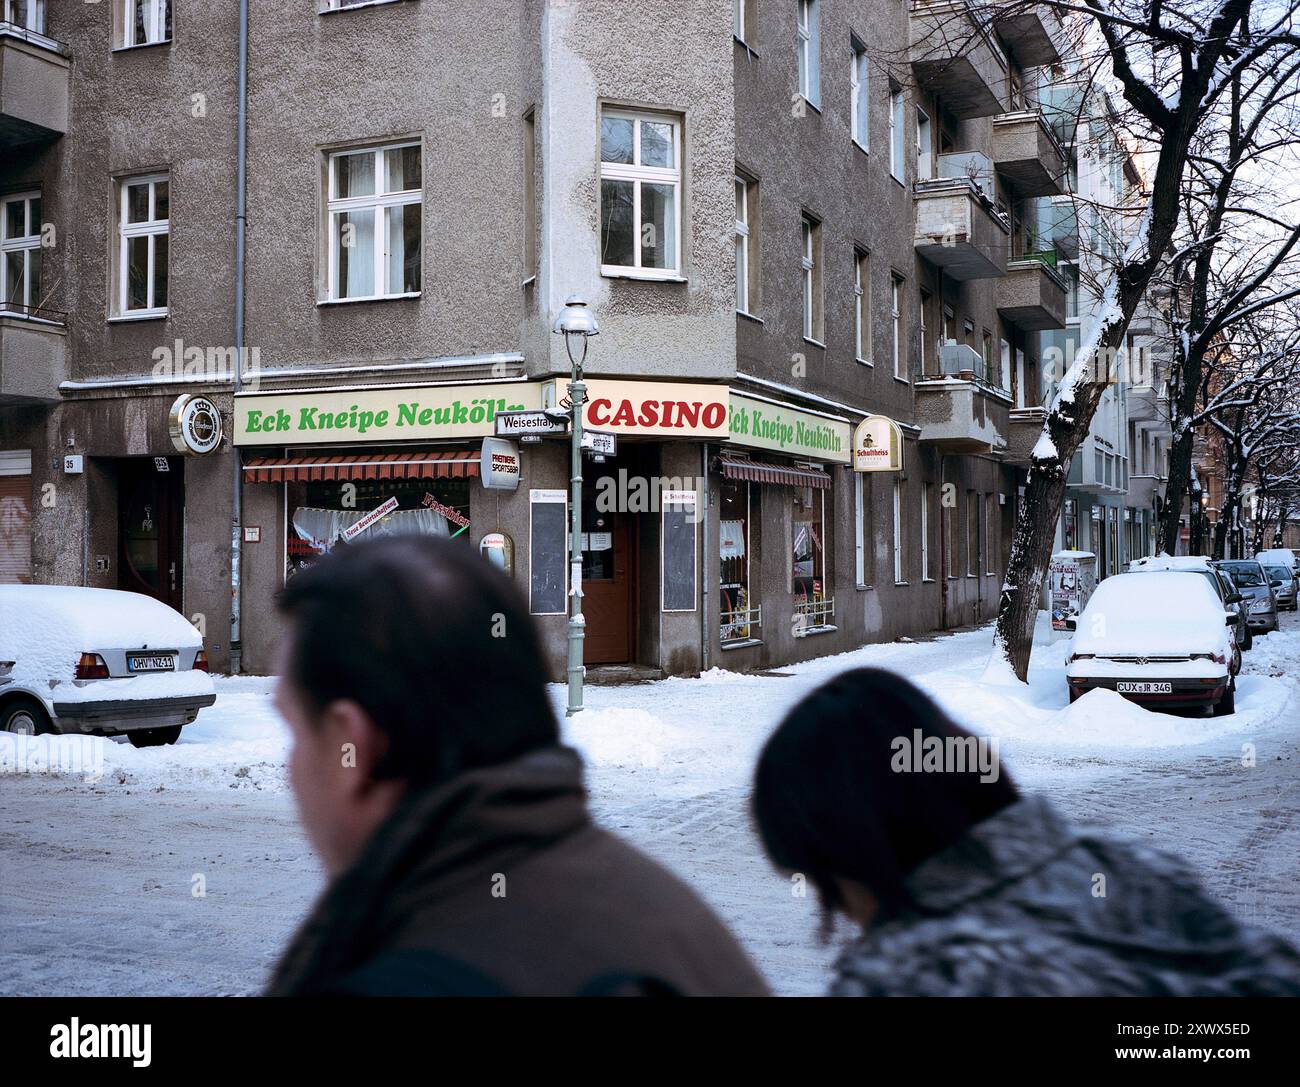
xmin=267 ymin=745 xmax=770 ymax=997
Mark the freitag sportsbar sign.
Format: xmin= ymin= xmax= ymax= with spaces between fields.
xmin=233 ymin=383 xmax=544 ymax=446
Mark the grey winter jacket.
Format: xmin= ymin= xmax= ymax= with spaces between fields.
xmin=832 ymin=794 xmax=1300 ymax=997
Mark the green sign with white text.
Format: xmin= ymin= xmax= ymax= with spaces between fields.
xmin=234 ymin=382 xmax=543 ymax=446
xmin=727 ymin=393 xmax=851 ymax=464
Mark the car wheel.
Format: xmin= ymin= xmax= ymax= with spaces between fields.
xmin=1213 ymin=679 xmax=1236 ymax=717
xmin=0 ymin=696 xmax=54 ymax=737
xmin=127 ymin=726 xmax=183 ymax=748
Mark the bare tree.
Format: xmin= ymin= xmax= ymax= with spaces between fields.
xmin=1153 ymin=32 xmax=1300 ymax=554
xmin=984 ymin=0 xmax=1300 ymax=681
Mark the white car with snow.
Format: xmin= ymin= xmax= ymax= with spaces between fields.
xmin=1066 ymin=571 xmax=1241 ymax=716
xmin=0 ymin=586 xmax=215 ymax=747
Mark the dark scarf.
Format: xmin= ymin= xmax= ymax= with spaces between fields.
xmin=266 ymin=745 xmax=589 ymax=996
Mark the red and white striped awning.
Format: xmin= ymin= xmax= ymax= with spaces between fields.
xmin=243 ymin=450 xmax=480 ymax=484
xmin=718 ymin=455 xmax=831 ymax=489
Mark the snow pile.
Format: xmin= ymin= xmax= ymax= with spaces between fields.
xmin=561 ymin=707 xmax=692 ymax=772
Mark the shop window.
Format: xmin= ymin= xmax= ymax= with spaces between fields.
xmin=719 ymin=478 xmax=760 ymax=643
xmin=285 ymin=470 xmax=469 ymax=579
xmin=792 ymin=484 xmax=830 ymax=622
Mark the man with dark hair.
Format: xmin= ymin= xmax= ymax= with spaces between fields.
xmin=266 ymin=535 xmax=768 ymax=997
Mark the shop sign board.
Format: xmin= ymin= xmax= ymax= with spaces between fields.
xmin=480 ymin=437 xmax=521 ymax=491
xmin=169 ymin=394 xmax=224 ymax=456
xmin=728 ymin=393 xmax=851 ymax=464
xmin=234 ymin=383 xmax=543 ymax=446
xmin=852 ymin=415 xmax=904 ymax=472
xmin=495 ymin=409 xmax=568 ymax=439
xmin=545 ymin=379 xmax=729 ymax=439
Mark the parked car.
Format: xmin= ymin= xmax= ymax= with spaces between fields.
xmin=1128 ymin=554 xmax=1251 ymax=650
xmin=1256 ymin=547 xmax=1297 ymax=572
xmin=0 ymin=587 xmax=215 ymax=747
xmin=1217 ymin=560 xmax=1281 ymax=634
xmin=1260 ymin=562 xmax=1298 ymax=612
xmin=1066 ymin=571 xmax=1241 ymax=715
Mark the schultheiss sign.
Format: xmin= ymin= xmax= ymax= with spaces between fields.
xmin=852 ymin=414 xmax=904 ymax=472
xmin=233 ymin=383 xmax=543 ymax=446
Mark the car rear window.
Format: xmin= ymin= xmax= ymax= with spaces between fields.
xmin=1221 ymin=563 xmax=1266 ymax=587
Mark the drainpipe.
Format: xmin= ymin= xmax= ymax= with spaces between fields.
xmin=229 ymin=0 xmax=249 ymax=674
xmin=700 ymin=442 xmax=710 ymax=674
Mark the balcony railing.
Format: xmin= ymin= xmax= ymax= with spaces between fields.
xmin=909 ymin=1 xmax=1007 ymax=119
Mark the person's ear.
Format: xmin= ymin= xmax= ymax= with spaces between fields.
xmin=317 ymin=699 xmax=389 ymax=795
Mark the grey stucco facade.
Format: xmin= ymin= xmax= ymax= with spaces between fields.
xmin=1 ymin=1 xmax=1075 ymax=680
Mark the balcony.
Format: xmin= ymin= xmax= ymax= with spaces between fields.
xmin=0 ymin=22 xmax=70 ymax=149
xmin=0 ymin=308 xmax=67 ymax=403
xmin=1035 ymin=199 xmax=1078 ymax=260
xmin=992 ymin=7 xmax=1065 ymax=68
xmin=998 ymin=257 xmax=1068 ymax=330
xmin=1068 ymin=445 xmax=1126 ymax=497
xmin=1127 ymin=473 xmax=1167 ymax=511
xmin=914 ymin=175 xmax=1009 ymax=280
xmin=909 ymin=1 xmax=1007 ymax=119
xmin=1006 ymin=406 xmax=1047 ymax=467
xmin=915 ymin=344 xmax=1010 ymax=454
xmin=992 ymin=110 xmax=1066 ymax=196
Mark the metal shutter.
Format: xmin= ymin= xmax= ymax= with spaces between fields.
xmin=0 ymin=450 xmax=33 ymax=584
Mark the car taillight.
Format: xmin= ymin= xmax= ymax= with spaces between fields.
xmin=193 ymin=650 xmax=209 ymax=673
xmin=75 ymin=653 xmax=110 ymax=680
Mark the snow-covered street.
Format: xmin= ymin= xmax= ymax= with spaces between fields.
xmin=3 ymin=612 xmax=1299 ymax=996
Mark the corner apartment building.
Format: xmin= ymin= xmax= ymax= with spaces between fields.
xmin=0 ymin=0 xmax=1075 ymax=678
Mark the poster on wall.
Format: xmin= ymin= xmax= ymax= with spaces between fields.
xmin=529 ymin=489 xmax=567 ymax=616
xmin=662 ymin=490 xmax=697 ymax=613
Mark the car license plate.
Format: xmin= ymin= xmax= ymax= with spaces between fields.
xmin=1117 ymin=681 xmax=1172 ymax=694
xmin=127 ymin=653 xmax=176 ymax=673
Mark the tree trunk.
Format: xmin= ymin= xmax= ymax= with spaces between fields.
xmin=1160 ymin=427 xmax=1196 ymax=554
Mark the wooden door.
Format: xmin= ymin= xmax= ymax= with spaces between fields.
xmin=118 ymin=457 xmax=185 ymax=612
xmin=581 ymin=498 xmax=633 ymax=664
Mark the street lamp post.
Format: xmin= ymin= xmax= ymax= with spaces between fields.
xmin=553 ymin=295 xmax=599 ymax=717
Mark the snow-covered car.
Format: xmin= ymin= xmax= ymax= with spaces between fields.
xmin=1128 ymin=554 xmax=1251 ymax=650
xmin=1066 ymin=571 xmax=1241 ymax=716
xmin=1256 ymin=547 xmax=1297 ymax=573
xmin=0 ymin=586 xmax=215 ymax=747
xmin=1260 ymin=562 xmax=1297 ymax=611
xmin=1217 ymin=560 xmax=1280 ymax=633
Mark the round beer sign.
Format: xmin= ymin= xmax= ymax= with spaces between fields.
xmin=169 ymin=394 xmax=224 ymax=456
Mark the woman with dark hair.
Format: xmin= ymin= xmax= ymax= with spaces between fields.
xmin=753 ymin=667 xmax=1300 ymax=997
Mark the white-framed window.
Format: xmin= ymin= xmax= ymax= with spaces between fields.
xmin=3 ymin=1 xmax=44 ymax=33
xmin=735 ymin=175 xmax=752 ymax=314
xmin=889 ymin=87 xmax=905 ymax=182
xmin=854 ymin=472 xmax=867 ymax=587
xmin=945 ymin=490 xmax=955 ymax=578
xmin=600 ymin=110 xmax=681 ymax=278
xmin=921 ymin=482 xmax=932 ymax=581
xmin=796 ymin=0 xmax=820 ymax=108
xmin=801 ymin=214 xmax=822 ymax=341
xmin=326 ymin=142 xmax=422 ymax=301
xmin=850 ymin=40 xmax=869 ymax=150
xmin=982 ymin=329 xmax=995 ymax=384
xmin=1002 ymin=338 xmax=1014 ymax=400
xmin=116 ymin=174 xmax=169 ymax=317
xmin=890 ymin=273 xmax=905 ymax=379
xmin=854 ymin=248 xmax=870 ymax=363
xmin=1 ymin=191 xmax=42 ymax=315
xmin=122 ymin=0 xmax=171 ymax=47
xmin=734 ymin=0 xmax=756 ymax=43
xmin=916 ymin=107 xmax=932 ymax=179
xmin=892 ymin=479 xmax=905 ymax=584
